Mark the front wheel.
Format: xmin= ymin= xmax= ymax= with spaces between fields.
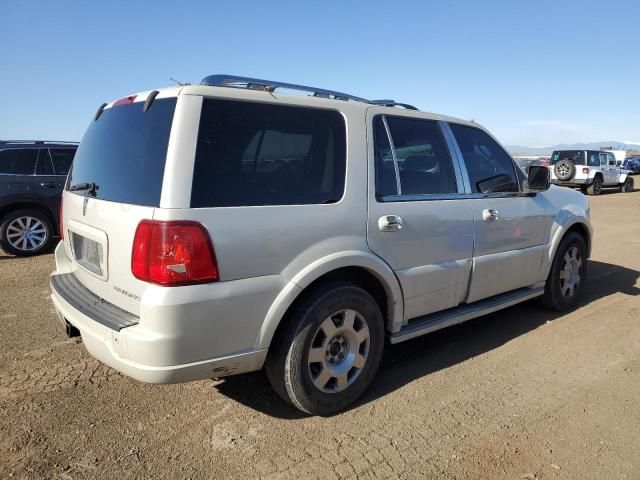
xmin=541 ymin=232 xmax=587 ymax=312
xmin=265 ymin=282 xmax=384 ymax=416
xmin=621 ymin=177 xmax=634 ymax=193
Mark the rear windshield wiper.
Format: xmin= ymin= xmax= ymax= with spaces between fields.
xmin=68 ymin=182 xmax=99 ymax=196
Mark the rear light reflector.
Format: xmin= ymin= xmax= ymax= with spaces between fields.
xmin=131 ymin=220 xmax=218 ymax=286
xmin=59 ymin=197 xmax=64 ymax=240
xmin=582 ymin=167 xmax=589 ymax=174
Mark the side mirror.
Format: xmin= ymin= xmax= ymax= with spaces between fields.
xmin=525 ymin=165 xmax=550 ymax=192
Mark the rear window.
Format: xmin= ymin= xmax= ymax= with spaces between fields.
xmin=551 ymin=150 xmax=586 ymax=165
xmin=0 ymin=149 xmax=38 ymax=174
xmin=191 ymin=99 xmax=346 ymax=207
xmin=67 ymin=98 xmax=176 ymax=206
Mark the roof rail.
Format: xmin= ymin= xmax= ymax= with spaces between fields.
xmin=369 ymin=99 xmax=418 ymax=110
xmin=0 ymin=140 xmax=79 ymax=145
xmin=200 ymin=74 xmax=418 ymax=110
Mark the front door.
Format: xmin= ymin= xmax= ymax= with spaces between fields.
xmin=366 ymin=113 xmax=474 ymax=321
xmin=446 ymin=123 xmax=552 ymax=303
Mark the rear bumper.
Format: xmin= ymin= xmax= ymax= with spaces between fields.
xmin=50 ymin=281 xmax=266 ymax=383
xmin=50 ymin=283 xmax=267 ymax=382
xmin=551 ymin=178 xmax=592 ymax=187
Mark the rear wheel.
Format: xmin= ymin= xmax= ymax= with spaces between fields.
xmin=0 ymin=209 xmax=53 ymax=256
xmin=541 ymin=232 xmax=587 ymax=312
xmin=266 ymin=282 xmax=384 ymax=416
xmin=586 ymin=176 xmax=602 ymax=196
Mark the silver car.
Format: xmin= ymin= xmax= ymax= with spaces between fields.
xmin=51 ymin=75 xmax=592 ymax=415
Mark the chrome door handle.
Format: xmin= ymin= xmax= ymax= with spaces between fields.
xmin=378 ymin=215 xmax=404 ymax=232
xmin=482 ymin=209 xmax=500 ymax=222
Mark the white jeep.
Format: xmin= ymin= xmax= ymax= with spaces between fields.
xmin=550 ymin=149 xmax=634 ymax=195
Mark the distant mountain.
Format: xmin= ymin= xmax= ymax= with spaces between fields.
xmin=505 ymin=141 xmax=640 ymax=156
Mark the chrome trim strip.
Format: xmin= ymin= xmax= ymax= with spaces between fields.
xmin=440 ymin=121 xmax=472 ymax=194
xmin=381 ymin=115 xmax=402 ymax=196
xmin=438 ymin=120 xmax=466 ymax=194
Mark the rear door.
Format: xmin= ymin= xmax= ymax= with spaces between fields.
xmin=61 ymin=94 xmax=177 ymax=315
xmin=34 ymin=149 xmax=66 ymax=224
xmin=366 ymin=113 xmax=474 ymax=320
xmin=447 ymin=123 xmax=552 ymax=303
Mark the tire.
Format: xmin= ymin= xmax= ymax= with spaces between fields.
xmin=541 ymin=232 xmax=587 ymax=312
xmin=586 ymin=175 xmax=602 ymax=196
xmin=621 ymin=177 xmax=634 ymax=193
xmin=0 ymin=209 xmax=54 ymax=256
xmin=265 ymin=282 xmax=384 ymax=416
xmin=554 ymin=160 xmax=575 ymax=181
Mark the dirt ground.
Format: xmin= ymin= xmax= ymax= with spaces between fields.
xmin=1 ymin=190 xmax=639 ymax=480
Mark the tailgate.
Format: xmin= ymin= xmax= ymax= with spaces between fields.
xmin=61 ymin=191 xmax=155 ymax=316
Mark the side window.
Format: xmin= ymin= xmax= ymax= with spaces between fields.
xmin=599 ymin=153 xmax=607 ymax=166
xmin=50 ymin=149 xmax=75 ymax=175
xmin=373 ymin=116 xmax=398 ymax=197
xmin=36 ymin=149 xmax=54 ymax=175
xmin=379 ymin=116 xmax=458 ymax=196
xmin=0 ymin=149 xmax=38 ymax=175
xmin=449 ymin=124 xmax=518 ymax=193
xmin=192 ymin=99 xmax=346 ymax=207
xmin=607 ymin=154 xmax=616 ymax=166
xmin=587 ymin=152 xmax=600 ymax=166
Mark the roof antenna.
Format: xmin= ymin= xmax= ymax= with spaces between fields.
xmin=169 ymin=77 xmax=189 ymax=86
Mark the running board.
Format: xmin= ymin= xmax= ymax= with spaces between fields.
xmin=390 ymin=287 xmax=544 ymax=344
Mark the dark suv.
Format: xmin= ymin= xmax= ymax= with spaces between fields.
xmin=0 ymin=141 xmax=77 ymax=256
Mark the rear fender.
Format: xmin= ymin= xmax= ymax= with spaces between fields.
xmin=254 ymin=251 xmax=404 ymax=350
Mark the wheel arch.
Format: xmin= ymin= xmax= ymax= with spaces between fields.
xmin=0 ymin=202 xmax=57 ymax=237
xmin=255 ymin=251 xmax=404 ymax=351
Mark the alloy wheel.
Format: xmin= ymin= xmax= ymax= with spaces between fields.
xmin=6 ymin=216 xmax=48 ymax=252
xmin=307 ymin=309 xmax=370 ymax=393
xmin=559 ymin=246 xmax=582 ymax=298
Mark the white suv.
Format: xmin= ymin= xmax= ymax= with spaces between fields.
xmin=550 ymin=149 xmax=634 ymax=194
xmin=51 ymin=75 xmax=592 ymax=415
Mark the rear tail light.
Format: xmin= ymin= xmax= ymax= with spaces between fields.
xmin=582 ymin=167 xmax=590 ymax=174
xmin=59 ymin=197 xmax=64 ymax=240
xmin=131 ymin=220 xmax=219 ymax=286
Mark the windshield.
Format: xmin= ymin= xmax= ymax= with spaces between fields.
xmin=67 ymin=98 xmax=176 ymax=206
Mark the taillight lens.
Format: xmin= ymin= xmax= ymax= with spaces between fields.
xmin=59 ymin=197 xmax=64 ymax=240
xmin=582 ymin=167 xmax=589 ymax=174
xmin=131 ymin=220 xmax=219 ymax=286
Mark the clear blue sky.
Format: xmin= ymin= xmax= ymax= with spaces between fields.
xmin=1 ymin=0 xmax=638 ymax=146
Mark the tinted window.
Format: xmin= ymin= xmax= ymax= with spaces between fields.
xmin=36 ymin=149 xmax=54 ymax=175
xmin=449 ymin=124 xmax=518 ymax=193
xmin=0 ymin=149 xmax=38 ymax=175
xmin=552 ymin=150 xmax=586 ymax=166
xmin=50 ymin=148 xmax=75 ymax=175
xmin=383 ymin=117 xmax=457 ymax=195
xmin=373 ymin=116 xmax=397 ymax=197
xmin=67 ymin=98 xmax=176 ymax=206
xmin=191 ymin=99 xmax=346 ymax=207
xmin=586 ymin=151 xmax=600 ymax=166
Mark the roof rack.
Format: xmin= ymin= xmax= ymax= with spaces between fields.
xmin=0 ymin=140 xmax=79 ymax=145
xmin=200 ymin=74 xmax=418 ymax=110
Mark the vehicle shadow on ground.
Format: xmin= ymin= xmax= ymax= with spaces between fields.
xmin=213 ymin=260 xmax=640 ymax=419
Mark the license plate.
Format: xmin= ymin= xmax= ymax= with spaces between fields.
xmin=70 ymin=232 xmax=103 ymax=276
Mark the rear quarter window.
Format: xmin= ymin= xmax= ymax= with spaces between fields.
xmin=0 ymin=149 xmax=38 ymax=175
xmin=191 ymin=99 xmax=346 ymax=207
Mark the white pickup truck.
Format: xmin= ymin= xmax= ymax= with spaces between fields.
xmin=550 ymin=149 xmax=634 ymax=195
